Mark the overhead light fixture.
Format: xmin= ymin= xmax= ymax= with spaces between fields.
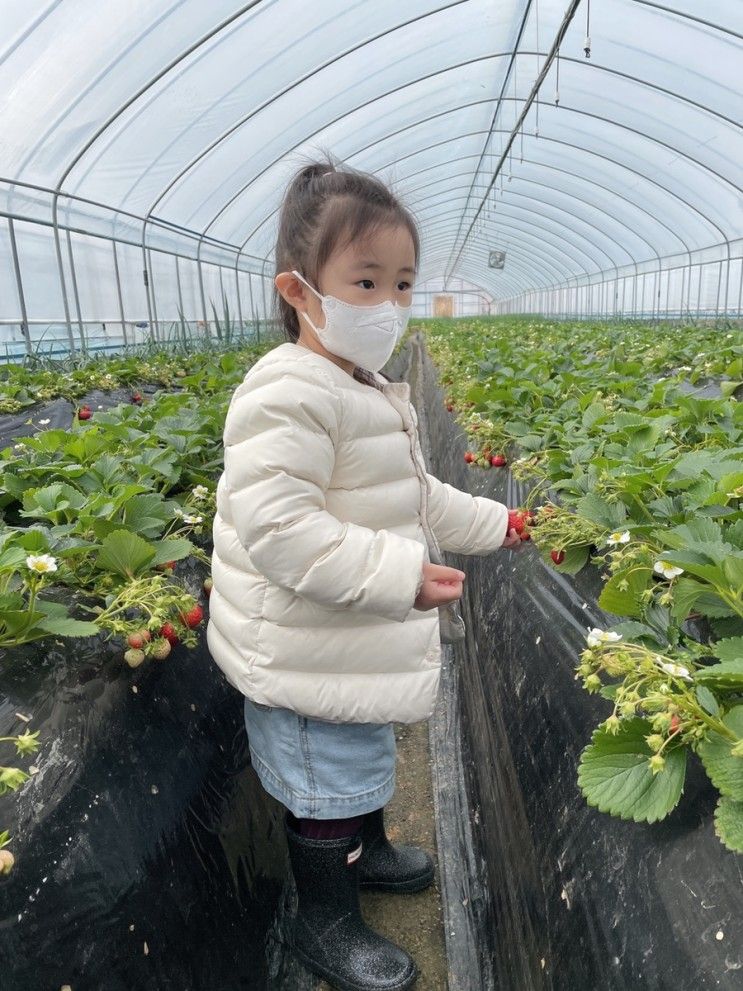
xmin=489 ymin=251 xmax=506 ymax=269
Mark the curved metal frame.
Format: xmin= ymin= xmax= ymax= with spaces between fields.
xmin=1 ymin=2 xmax=737 ymax=333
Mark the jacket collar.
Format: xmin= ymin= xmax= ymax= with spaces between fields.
xmin=282 ymin=342 xmax=411 ymax=402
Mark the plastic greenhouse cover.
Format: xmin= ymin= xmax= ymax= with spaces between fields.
xmin=0 ymin=0 xmax=740 ymax=308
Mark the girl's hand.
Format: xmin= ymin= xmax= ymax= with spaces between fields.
xmin=414 ymin=563 xmax=466 ymax=611
xmin=501 ymin=526 xmax=523 ymax=550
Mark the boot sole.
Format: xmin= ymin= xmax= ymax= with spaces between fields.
xmin=290 ymin=939 xmax=419 ymax=991
xmin=358 ymin=865 xmax=435 ymax=893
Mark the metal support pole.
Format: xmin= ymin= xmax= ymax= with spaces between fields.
xmin=175 ymin=254 xmax=186 ymax=341
xmin=65 ymin=228 xmax=85 ymax=352
xmin=111 ymin=240 xmax=128 ymax=347
xmin=8 ymin=218 xmax=32 ymax=358
xmin=147 ymin=248 xmax=160 ymax=341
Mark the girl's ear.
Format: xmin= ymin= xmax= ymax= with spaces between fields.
xmin=275 ymin=271 xmax=307 ymax=309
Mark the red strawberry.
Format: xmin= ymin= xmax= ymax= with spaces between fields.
xmin=491 ymin=454 xmax=507 ymax=467
xmin=159 ymin=622 xmax=180 ymax=646
xmin=446 ymin=404 xmax=454 ymax=412
xmin=77 ymin=408 xmax=92 ymax=420
xmin=179 ymin=604 xmax=203 ymax=629
xmin=131 ymin=392 xmax=142 ymax=404
xmin=508 ymin=511 xmax=525 ymax=534
xmin=670 ymin=714 xmax=681 ymax=733
xmin=464 ymin=451 xmax=475 ymax=463
xmin=551 ymin=549 xmax=565 ymax=565
xmin=156 ymin=560 xmax=177 ymax=572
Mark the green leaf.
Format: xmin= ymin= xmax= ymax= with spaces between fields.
xmin=720 ymin=381 xmax=743 ymax=399
xmin=578 ymin=717 xmax=687 ymax=823
xmin=714 ymin=795 xmax=743 ymax=852
xmin=697 ymin=706 xmax=743 ymax=800
xmin=95 ymin=530 xmax=155 ymax=579
xmin=696 ymin=685 xmax=720 ymax=717
xmin=150 ymin=538 xmax=194 ymax=567
xmin=714 ymin=637 xmax=743 ymax=664
xmin=694 ymin=658 xmax=743 ymax=691
xmin=608 ymin=620 xmax=664 ymax=646
xmin=598 ymin=567 xmax=652 ymax=618
xmin=36 ymin=616 xmax=101 ymax=637
xmin=550 ymin=543 xmax=590 ymax=575
xmin=577 ymin=492 xmax=626 ymax=528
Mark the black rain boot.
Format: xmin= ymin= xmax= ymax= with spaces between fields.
xmin=358 ymin=806 xmax=435 ymax=893
xmin=283 ymin=811 xmax=419 ymax=991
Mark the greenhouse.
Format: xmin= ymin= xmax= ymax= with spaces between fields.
xmin=0 ymin=2 xmax=741 ymax=990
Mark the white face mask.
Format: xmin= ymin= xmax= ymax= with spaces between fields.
xmin=292 ymin=270 xmax=412 ymax=372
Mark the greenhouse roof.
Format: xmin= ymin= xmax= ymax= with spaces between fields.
xmin=0 ymin=0 xmax=741 ymax=300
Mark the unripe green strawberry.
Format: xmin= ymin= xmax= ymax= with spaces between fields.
xmin=203 ymin=577 xmax=213 ymax=597
xmin=124 ymin=648 xmax=146 ymax=668
xmin=151 ymin=638 xmax=171 ymax=660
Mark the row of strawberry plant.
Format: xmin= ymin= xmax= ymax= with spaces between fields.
xmin=422 ymin=316 xmax=743 ymax=853
xmin=0 ymin=339 xmax=276 ymax=870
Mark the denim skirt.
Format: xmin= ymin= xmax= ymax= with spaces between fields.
xmin=242 ymin=696 xmax=397 ymax=819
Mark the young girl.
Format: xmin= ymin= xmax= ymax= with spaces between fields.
xmin=206 ymin=158 xmax=521 ymax=991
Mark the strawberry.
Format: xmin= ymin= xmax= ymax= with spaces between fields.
xmin=203 ymin=577 xmax=213 ymax=597
xmin=551 ymin=549 xmax=565 ymax=565
xmin=124 ymin=648 xmax=146 ymax=668
xmin=464 ymin=452 xmax=475 ymax=463
xmin=179 ymin=604 xmax=203 ymax=628
xmin=126 ymin=630 xmax=151 ymax=649
xmin=446 ymin=404 xmax=454 ymax=412
xmin=491 ymin=454 xmax=507 ymax=467
xmin=131 ymin=392 xmax=143 ymax=404
xmin=670 ymin=714 xmax=681 ymax=733
xmin=156 ymin=560 xmax=177 ymax=572
xmin=159 ymin=622 xmax=180 ymax=646
xmin=0 ymin=849 xmax=15 ymax=875
xmin=508 ymin=510 xmax=525 ymax=534
xmin=77 ymin=408 xmax=92 ymax=420
xmin=151 ymin=638 xmax=171 ymax=660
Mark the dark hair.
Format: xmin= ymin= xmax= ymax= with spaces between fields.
xmin=272 ymin=150 xmax=420 ymax=343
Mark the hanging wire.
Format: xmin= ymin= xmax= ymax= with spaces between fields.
xmin=535 ymin=0 xmax=540 ymax=137
xmin=555 ymin=48 xmax=560 ymax=105
xmin=584 ymin=0 xmax=591 ymax=58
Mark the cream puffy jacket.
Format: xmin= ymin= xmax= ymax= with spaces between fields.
xmin=206 ymin=341 xmax=509 ymax=724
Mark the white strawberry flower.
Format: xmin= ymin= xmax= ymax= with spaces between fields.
xmin=191 ymin=485 xmax=209 ymax=500
xmin=607 ymin=530 xmax=630 ymax=546
xmin=182 ymin=514 xmax=203 ymax=525
xmin=38 ymin=418 xmax=50 ymax=425
xmin=654 ymin=561 xmax=684 ymax=579
xmin=26 ymin=553 xmax=58 ymax=574
xmin=13 ymin=443 xmax=25 ymax=450
xmin=586 ymin=628 xmax=623 ymax=648
xmin=655 ymin=657 xmax=692 ymax=681
xmin=174 ymin=507 xmax=185 ymax=517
